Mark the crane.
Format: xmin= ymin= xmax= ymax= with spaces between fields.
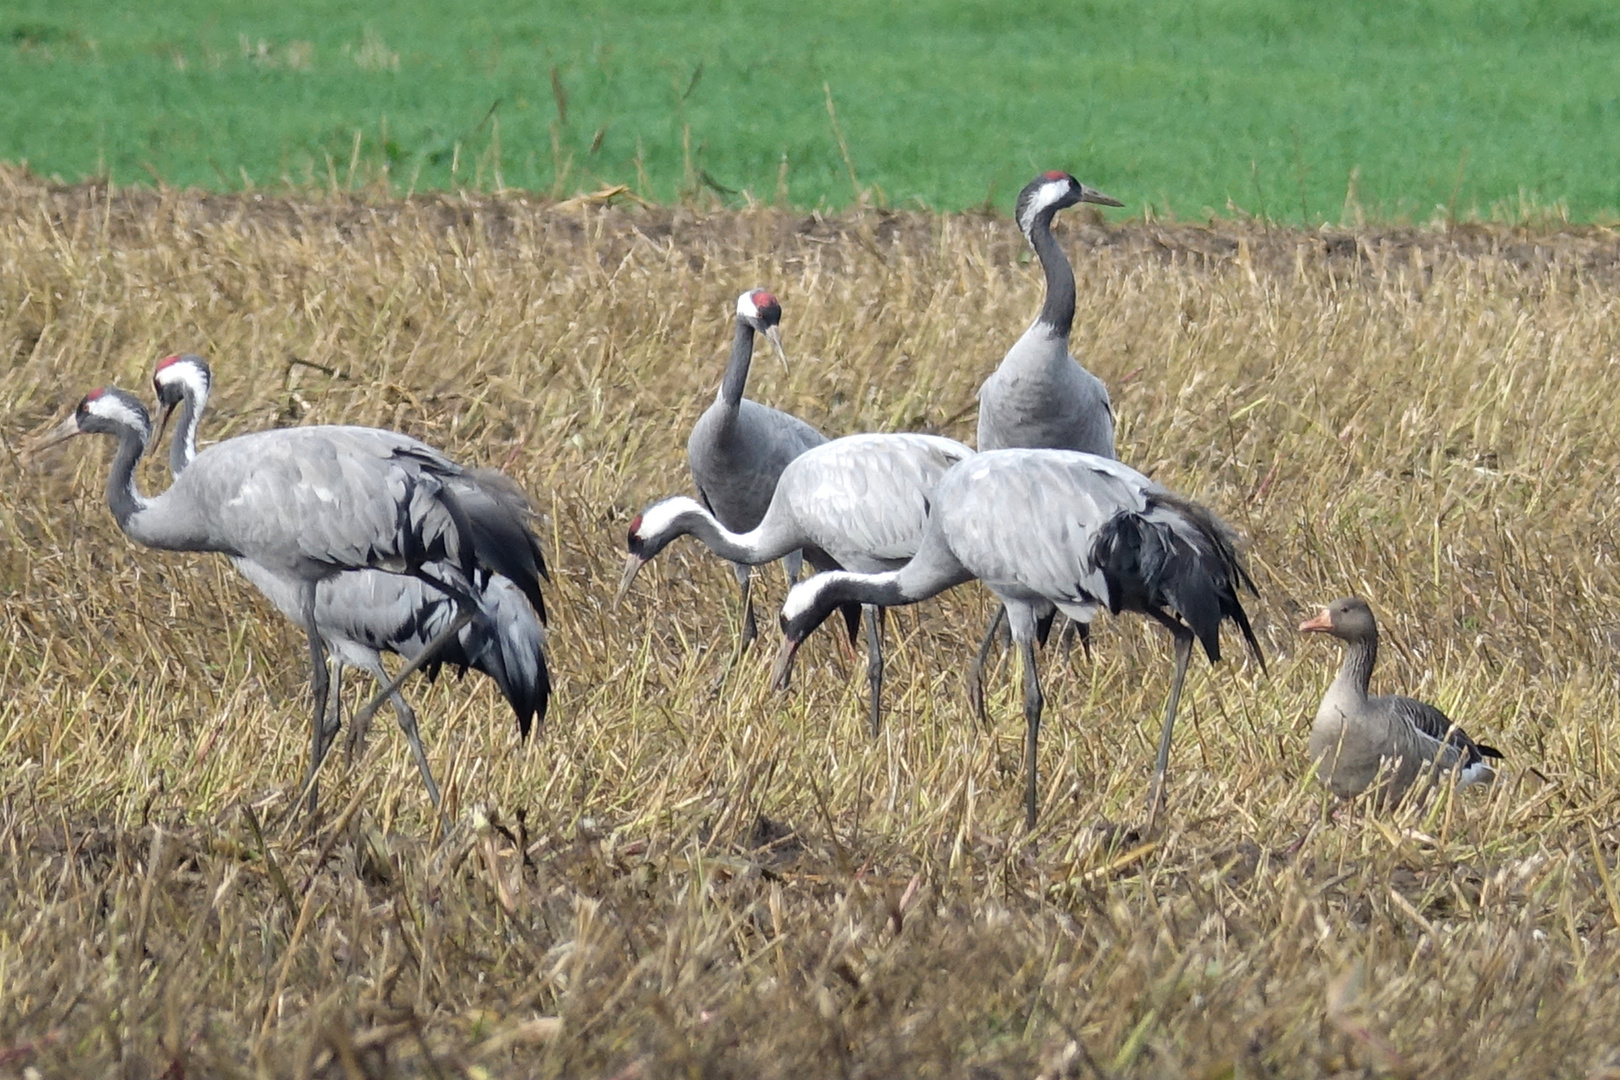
xmin=152 ymin=353 xmax=549 ymax=808
xmin=969 ymin=171 xmax=1126 ymax=720
xmin=620 ymin=431 xmax=972 ymax=736
xmin=33 ymin=386 xmax=548 ymax=814
xmin=686 ymin=289 xmax=827 ymax=647
xmin=770 ymin=449 xmax=1262 ymax=830
xmin=1301 ymin=597 xmax=1501 ymax=806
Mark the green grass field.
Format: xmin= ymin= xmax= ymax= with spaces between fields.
xmin=4 ymin=0 xmax=1618 ymax=220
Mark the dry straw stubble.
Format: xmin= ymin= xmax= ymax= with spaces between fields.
xmin=2 ymin=167 xmax=1620 ymax=1075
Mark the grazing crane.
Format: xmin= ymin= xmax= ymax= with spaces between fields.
xmin=33 ymin=386 xmax=548 ymax=814
xmin=1301 ymin=597 xmax=1502 ymax=807
xmin=152 ymin=354 xmax=548 ymax=807
xmin=969 ymin=171 xmax=1126 ymax=716
xmin=771 ymin=449 xmax=1262 ymax=830
xmin=620 ymin=432 xmax=973 ymax=736
xmin=687 ymin=289 xmax=827 ymax=647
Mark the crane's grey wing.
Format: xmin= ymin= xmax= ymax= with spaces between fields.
xmin=774 ymin=407 xmax=829 ymax=457
xmin=935 ymin=450 xmax=1147 ymax=609
xmin=784 ymin=434 xmax=973 ymax=565
xmin=182 ymin=427 xmax=469 ymax=579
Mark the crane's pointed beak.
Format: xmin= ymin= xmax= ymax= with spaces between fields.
xmin=1078 ymin=185 xmax=1124 ymax=208
xmin=769 ymin=635 xmax=801 ymax=692
xmin=764 ymin=325 xmax=789 ymax=372
xmin=1299 ymin=609 xmax=1334 ymax=634
xmin=613 ymin=553 xmax=646 ymax=609
xmin=151 ymin=400 xmax=176 ymax=458
xmin=26 ymin=415 xmax=83 ymax=458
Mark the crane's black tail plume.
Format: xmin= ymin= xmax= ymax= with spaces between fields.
xmin=449 ymin=468 xmax=550 ymax=625
xmin=403 ymin=576 xmax=551 ymax=739
xmin=458 ymin=577 xmax=551 ymax=739
xmin=1091 ymin=492 xmax=1264 ymax=670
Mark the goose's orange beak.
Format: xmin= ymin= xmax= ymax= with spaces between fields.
xmin=1299 ymin=609 xmax=1333 ymax=633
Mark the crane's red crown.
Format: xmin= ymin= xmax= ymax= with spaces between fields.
xmin=751 ymin=290 xmax=777 ymax=309
xmin=85 ymin=387 xmax=106 ymax=401
xmin=1042 ymin=170 xmax=1071 ymax=182
xmin=156 ymin=354 xmax=185 ymax=371
xmin=628 ymin=513 xmax=643 ymax=538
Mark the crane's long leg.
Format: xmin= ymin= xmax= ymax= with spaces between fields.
xmin=300 ymin=586 xmax=334 ymax=816
xmin=326 ymin=661 xmax=347 ymax=759
xmin=1020 ymin=637 xmax=1045 ymax=831
xmin=1145 ymin=627 xmax=1195 ymax=834
xmin=864 ymin=604 xmax=884 ymax=739
xmin=355 ymin=657 xmax=443 ymax=811
xmin=966 ymin=605 xmax=1007 ymax=727
xmin=734 ymin=562 xmax=758 ymax=648
xmin=783 ymin=549 xmax=804 ymax=586
xmin=350 ymin=607 xmax=475 ymax=743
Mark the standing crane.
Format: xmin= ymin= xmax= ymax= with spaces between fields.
xmin=969 ymin=171 xmax=1126 ymax=719
xmin=152 ymin=354 xmax=549 ymax=808
xmin=686 ymin=289 xmax=827 ymax=647
xmin=619 ymin=432 xmax=972 ymax=736
xmin=770 ymin=449 xmax=1262 ymax=831
xmin=33 ymin=386 xmax=548 ymax=814
xmin=1300 ymin=597 xmax=1501 ymax=806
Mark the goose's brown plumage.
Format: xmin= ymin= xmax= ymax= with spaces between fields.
xmin=1301 ymin=597 xmax=1502 ymax=806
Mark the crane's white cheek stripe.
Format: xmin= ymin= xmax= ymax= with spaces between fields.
xmin=91 ymin=396 xmax=150 ymax=437
xmin=1018 ymin=179 xmax=1072 ymax=234
xmin=636 ymin=497 xmax=703 ymax=539
xmin=781 ymin=574 xmax=844 ymax=622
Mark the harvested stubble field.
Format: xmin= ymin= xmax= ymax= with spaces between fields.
xmin=3 ymin=168 xmax=1620 ymax=1077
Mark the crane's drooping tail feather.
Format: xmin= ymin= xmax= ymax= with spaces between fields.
xmin=1091 ymin=492 xmax=1264 ymax=669
xmin=415 ymin=578 xmax=550 ymax=739
xmin=445 ymin=469 xmax=549 ymax=625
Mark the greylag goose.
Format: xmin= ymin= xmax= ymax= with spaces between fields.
xmin=1301 ymin=597 xmax=1502 ymax=805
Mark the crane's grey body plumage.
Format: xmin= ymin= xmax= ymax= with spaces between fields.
xmin=687 ymin=292 xmax=827 ymax=642
xmin=775 ymin=448 xmax=1260 ymax=829
xmin=976 ymin=325 xmax=1115 ymax=455
xmin=63 ymin=372 xmax=547 ymax=816
xmin=629 ymin=432 xmax=972 ymax=735
xmin=154 ymin=357 xmax=548 ymax=806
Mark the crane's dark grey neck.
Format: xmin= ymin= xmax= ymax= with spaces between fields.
xmin=1333 ymin=633 xmax=1377 ymax=700
xmin=105 ymin=426 xmax=152 ymax=531
xmin=169 ymin=392 xmax=202 ymax=478
xmin=718 ymin=318 xmax=756 ymax=411
xmin=1027 ymin=209 xmax=1076 ymax=337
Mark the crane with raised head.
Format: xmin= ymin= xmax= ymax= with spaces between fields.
xmin=152 ymin=354 xmax=549 ymax=808
xmin=968 ymin=170 xmax=1126 ymax=720
xmin=33 ymin=384 xmax=548 ymax=814
xmin=686 ymin=289 xmax=827 ymax=647
xmin=621 ymin=431 xmax=972 ymax=736
xmin=771 ymin=448 xmax=1262 ymax=831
